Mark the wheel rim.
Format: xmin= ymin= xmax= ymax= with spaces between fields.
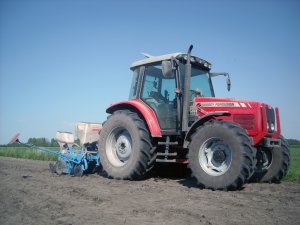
xmin=198 ymin=137 xmax=232 ymax=176
xmin=257 ymin=148 xmax=273 ymax=171
xmin=106 ymin=127 xmax=132 ymax=167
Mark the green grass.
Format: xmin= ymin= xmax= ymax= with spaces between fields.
xmin=284 ymin=146 xmax=300 ymax=183
xmin=0 ymin=146 xmax=58 ymax=161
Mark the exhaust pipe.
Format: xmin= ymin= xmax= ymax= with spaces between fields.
xmin=182 ymin=45 xmax=193 ymax=132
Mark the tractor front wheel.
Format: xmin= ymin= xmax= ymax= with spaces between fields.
xmin=250 ymin=136 xmax=290 ymax=183
xmin=99 ymin=110 xmax=156 ymax=180
xmin=188 ymin=120 xmax=255 ymax=190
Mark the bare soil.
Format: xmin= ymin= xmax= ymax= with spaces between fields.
xmin=0 ymin=157 xmax=299 ymax=225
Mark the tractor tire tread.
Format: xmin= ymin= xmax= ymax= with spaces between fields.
xmin=250 ymin=136 xmax=290 ymax=183
xmin=270 ymin=137 xmax=290 ymax=183
xmin=188 ymin=120 xmax=255 ymax=191
xmin=99 ymin=110 xmax=156 ymax=180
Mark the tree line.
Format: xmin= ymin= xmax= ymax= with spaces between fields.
xmin=287 ymin=139 xmax=300 ymax=146
xmin=1 ymin=137 xmax=80 ymax=147
xmin=27 ymin=137 xmax=60 ymax=147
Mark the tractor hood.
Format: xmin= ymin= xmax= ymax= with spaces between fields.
xmin=192 ymin=97 xmax=281 ymax=144
xmin=193 ymin=97 xmax=270 ymax=119
xmin=193 ymin=97 xmax=263 ymax=111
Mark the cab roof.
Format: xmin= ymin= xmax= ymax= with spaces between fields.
xmin=130 ymin=52 xmax=182 ymax=70
xmin=130 ymin=52 xmax=212 ymax=70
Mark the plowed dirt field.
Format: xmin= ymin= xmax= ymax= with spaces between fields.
xmin=0 ymin=157 xmax=299 ymax=225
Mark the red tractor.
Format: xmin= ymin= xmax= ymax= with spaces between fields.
xmin=98 ymin=46 xmax=290 ymax=190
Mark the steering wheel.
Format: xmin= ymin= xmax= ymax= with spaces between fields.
xmin=190 ymin=89 xmax=202 ymax=98
xmin=149 ymin=91 xmax=167 ymax=103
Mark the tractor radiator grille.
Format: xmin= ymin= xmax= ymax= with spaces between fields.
xmin=233 ymin=114 xmax=255 ymax=130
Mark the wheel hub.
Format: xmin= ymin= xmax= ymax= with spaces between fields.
xmin=256 ymin=148 xmax=273 ymax=171
xmin=116 ymin=134 xmax=132 ymax=159
xmin=106 ymin=127 xmax=133 ymax=167
xmin=212 ymin=149 xmax=226 ymax=164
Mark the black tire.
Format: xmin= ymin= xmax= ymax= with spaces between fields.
xmin=49 ymin=162 xmax=56 ymax=173
xmin=250 ymin=136 xmax=290 ymax=183
xmin=73 ymin=164 xmax=84 ymax=177
xmin=188 ymin=120 xmax=255 ymax=190
xmin=84 ymin=160 xmax=103 ymax=174
xmin=85 ymin=161 xmax=97 ymax=174
xmin=55 ymin=160 xmax=66 ymax=175
xmin=98 ymin=110 xmax=156 ymax=180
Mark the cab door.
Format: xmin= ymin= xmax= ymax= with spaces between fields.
xmin=140 ymin=63 xmax=177 ymax=131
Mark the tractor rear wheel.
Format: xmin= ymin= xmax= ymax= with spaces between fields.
xmin=188 ymin=120 xmax=255 ymax=190
xmin=250 ymin=136 xmax=290 ymax=183
xmin=99 ymin=110 xmax=156 ymax=180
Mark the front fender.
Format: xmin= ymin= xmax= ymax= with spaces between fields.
xmin=106 ymin=99 xmax=162 ymax=137
xmin=183 ymin=112 xmax=230 ymax=148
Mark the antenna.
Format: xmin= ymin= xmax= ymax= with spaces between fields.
xmin=141 ymin=53 xmax=155 ymax=58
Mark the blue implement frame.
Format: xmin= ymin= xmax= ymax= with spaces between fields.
xmin=11 ymin=134 xmax=101 ymax=176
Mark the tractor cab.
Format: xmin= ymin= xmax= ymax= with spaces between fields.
xmin=129 ymin=52 xmax=218 ymax=133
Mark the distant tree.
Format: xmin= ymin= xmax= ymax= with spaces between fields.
xmin=27 ymin=137 xmax=51 ymax=147
xmin=50 ymin=138 xmax=59 ymax=147
xmin=27 ymin=138 xmax=36 ymax=145
xmin=287 ymin=139 xmax=300 ymax=146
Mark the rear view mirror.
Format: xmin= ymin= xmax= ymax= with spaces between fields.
xmin=226 ymin=76 xmax=231 ymax=91
xmin=210 ymin=72 xmax=231 ymax=92
xmin=162 ymin=61 xmax=174 ymax=78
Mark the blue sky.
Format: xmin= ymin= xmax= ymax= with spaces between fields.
xmin=0 ymin=0 xmax=299 ymax=144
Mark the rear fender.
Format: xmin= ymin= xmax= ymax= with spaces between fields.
xmin=183 ymin=112 xmax=230 ymax=148
xmin=106 ymin=99 xmax=162 ymax=137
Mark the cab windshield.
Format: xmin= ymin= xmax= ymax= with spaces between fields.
xmin=179 ymin=63 xmax=214 ymax=98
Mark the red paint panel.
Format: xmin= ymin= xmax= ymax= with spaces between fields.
xmin=194 ymin=97 xmax=281 ymax=145
xmin=107 ymin=99 xmax=162 ymax=137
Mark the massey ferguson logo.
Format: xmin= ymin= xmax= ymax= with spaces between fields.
xmin=199 ymin=102 xmax=241 ymax=107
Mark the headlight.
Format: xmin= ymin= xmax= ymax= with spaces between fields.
xmin=266 ymin=107 xmax=276 ymax=133
xmin=270 ymin=123 xmax=275 ymax=132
